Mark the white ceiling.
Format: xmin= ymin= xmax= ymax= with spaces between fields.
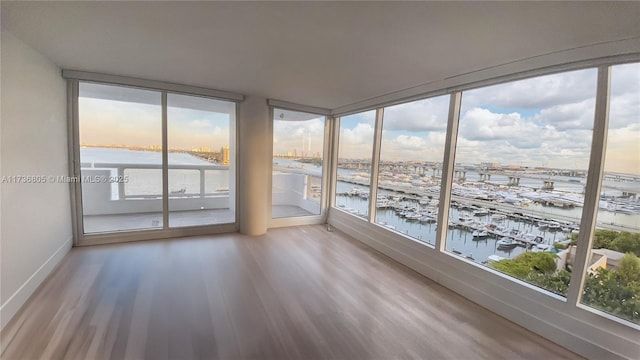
xmin=2 ymin=1 xmax=639 ymax=110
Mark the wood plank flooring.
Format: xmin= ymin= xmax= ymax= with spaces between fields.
xmin=1 ymin=225 xmax=582 ymax=359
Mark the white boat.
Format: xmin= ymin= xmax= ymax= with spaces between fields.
xmin=521 ymin=233 xmax=538 ymax=243
xmin=531 ymin=244 xmax=552 ymax=252
xmin=405 ymin=212 xmax=421 ymax=221
xmin=419 ymin=214 xmax=437 ymax=223
xmin=547 ymin=221 xmax=561 ymax=231
xmin=472 ymin=230 xmax=489 ymax=239
xmin=497 ymin=237 xmax=518 ymax=250
xmin=473 ymin=208 xmax=490 ymax=216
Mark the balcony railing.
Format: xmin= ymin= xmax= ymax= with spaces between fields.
xmin=81 ymin=162 xmax=230 ymax=216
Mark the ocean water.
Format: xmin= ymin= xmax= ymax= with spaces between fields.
xmin=81 ymin=147 xmax=230 ymax=197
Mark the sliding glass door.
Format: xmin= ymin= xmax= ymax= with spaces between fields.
xmin=167 ymin=94 xmax=236 ymax=227
xmin=271 ymin=108 xmax=328 ymax=221
xmin=76 ymin=81 xmax=237 ymax=236
xmin=79 ymin=83 xmax=164 ymax=233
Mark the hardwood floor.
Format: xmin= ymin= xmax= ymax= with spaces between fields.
xmin=1 ymin=225 xmax=582 ymax=360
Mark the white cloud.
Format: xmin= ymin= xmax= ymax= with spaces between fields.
xmin=382 ymin=95 xmax=449 ymax=131
xmin=338 ymin=122 xmax=375 ymax=159
xmin=461 ymin=68 xmax=597 ymax=111
xmin=533 ymin=99 xmax=596 ymax=131
xmin=273 ymin=118 xmax=326 ymax=155
xmin=454 ymin=107 xmax=594 ymax=168
xmin=380 ymin=131 xmax=446 ymax=162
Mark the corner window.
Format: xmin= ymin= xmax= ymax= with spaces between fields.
xmin=334 ymin=110 xmax=376 ymax=219
xmin=272 ymin=108 xmax=327 ymax=219
xmin=444 ymin=68 xmax=598 ymax=297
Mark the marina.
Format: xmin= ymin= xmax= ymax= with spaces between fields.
xmin=334 ymin=167 xmax=640 ymax=265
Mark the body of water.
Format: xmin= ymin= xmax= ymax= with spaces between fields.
xmin=81 ymin=147 xmax=230 ymax=198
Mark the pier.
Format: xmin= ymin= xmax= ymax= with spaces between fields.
xmin=336 ymin=175 xmax=637 ymax=233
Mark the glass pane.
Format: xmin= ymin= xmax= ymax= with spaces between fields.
xmin=445 ymin=69 xmax=598 ymax=297
xmin=335 ymin=110 xmax=376 ymax=219
xmin=272 ymin=109 xmax=325 ymax=218
xmin=167 ymin=93 xmax=236 ymax=227
xmin=580 ymin=63 xmax=640 ymax=324
xmin=79 ymin=82 xmax=163 ymax=233
xmin=374 ymin=96 xmax=449 ymax=245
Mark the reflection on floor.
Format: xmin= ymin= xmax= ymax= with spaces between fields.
xmin=272 ymin=205 xmax=316 ymax=218
xmin=1 ymin=225 xmax=582 ymax=359
xmin=83 ymin=209 xmax=235 ymax=233
xmin=84 ymin=206 xmax=316 ymax=233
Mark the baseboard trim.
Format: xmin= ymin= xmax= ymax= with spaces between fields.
xmin=328 ymin=209 xmax=638 ymax=360
xmin=0 ymin=236 xmax=73 ymax=331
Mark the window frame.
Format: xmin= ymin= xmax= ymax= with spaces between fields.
xmin=267 ymin=101 xmax=333 ymax=228
xmin=328 ymin=57 xmax=640 ymax=330
xmin=65 ymin=72 xmax=242 ymax=246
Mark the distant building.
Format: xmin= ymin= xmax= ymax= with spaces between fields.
xmin=221 ymin=146 xmax=230 ymax=165
xmin=504 ymin=164 xmax=521 ymax=171
xmin=481 ymin=161 xmax=501 ymax=170
xmin=191 ymin=146 xmax=212 ymax=152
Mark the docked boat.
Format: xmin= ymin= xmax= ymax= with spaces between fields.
xmin=497 ymin=237 xmax=518 ymax=250
xmin=405 ymin=212 xmax=421 ymax=221
xmin=547 ymin=221 xmax=561 ymax=231
xmin=472 ymin=230 xmax=489 ymax=239
xmin=419 ymin=215 xmax=437 ymax=223
xmin=531 ymin=244 xmax=552 ymax=252
xmin=473 ymin=208 xmax=490 ymax=216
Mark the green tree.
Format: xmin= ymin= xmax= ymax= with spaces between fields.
xmin=570 ymin=230 xmax=640 ymax=257
xmin=582 ymin=253 xmax=640 ymax=324
xmin=525 ymin=270 xmax=571 ymax=296
xmin=490 ymin=252 xmax=557 ymax=278
xmin=611 ymin=232 xmax=640 ymax=257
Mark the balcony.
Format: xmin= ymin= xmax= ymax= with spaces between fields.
xmin=81 ymin=162 xmax=234 ymax=233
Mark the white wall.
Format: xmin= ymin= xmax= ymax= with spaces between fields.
xmin=0 ymin=30 xmax=72 ymax=330
xmin=238 ymin=95 xmax=269 ymax=235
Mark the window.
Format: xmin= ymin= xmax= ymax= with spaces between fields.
xmin=374 ymin=96 xmax=449 ymax=244
xmin=334 ymin=110 xmax=376 ymax=219
xmin=580 ymin=63 xmax=640 ymax=324
xmin=167 ymin=93 xmax=236 ymax=227
xmin=77 ymin=81 xmax=237 ymax=235
xmin=79 ymin=83 xmax=163 ymax=233
xmin=272 ymin=108 xmax=326 ymax=218
xmin=444 ymin=69 xmax=598 ymax=296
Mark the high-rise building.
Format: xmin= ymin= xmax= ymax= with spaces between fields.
xmin=221 ymin=146 xmax=230 ymax=165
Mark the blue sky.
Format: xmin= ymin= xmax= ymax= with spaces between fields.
xmin=79 ymin=99 xmax=231 ymax=150
xmin=80 ymin=63 xmax=639 ymax=175
xmin=335 ymin=64 xmax=639 ymax=174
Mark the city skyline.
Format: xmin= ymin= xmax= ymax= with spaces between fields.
xmin=80 ymin=64 xmax=638 ymax=175
xmin=79 ymin=96 xmax=232 ymax=150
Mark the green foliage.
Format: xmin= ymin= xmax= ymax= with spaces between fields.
xmin=611 ymin=232 xmax=640 ymax=257
xmin=553 ymin=243 xmax=568 ymax=251
xmin=582 ymin=253 xmax=640 ymax=324
xmin=617 ymin=253 xmax=640 ymax=284
xmin=524 ymin=270 xmax=571 ymax=296
xmin=489 ymin=252 xmax=557 ymax=278
xmin=570 ymin=229 xmax=640 ymax=257
xmin=490 ymin=251 xmax=640 ymax=323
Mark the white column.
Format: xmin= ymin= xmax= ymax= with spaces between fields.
xmin=238 ymin=96 xmax=269 ymax=235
